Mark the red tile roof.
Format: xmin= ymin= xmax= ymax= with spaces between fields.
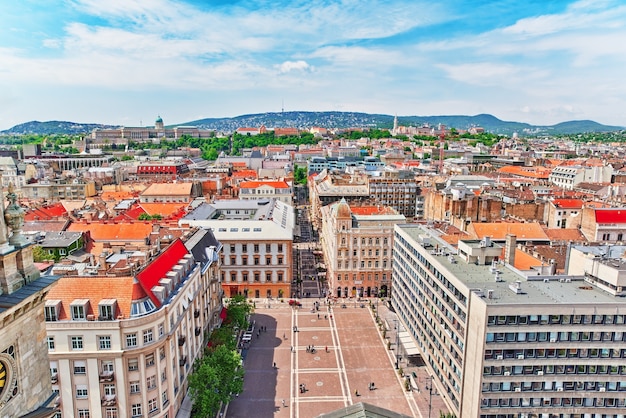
xmin=46 ymin=276 xmax=137 ymax=320
xmin=470 ymin=222 xmax=549 ymax=241
xmin=24 ymin=203 xmax=68 ymax=221
xmin=594 ymin=209 xmax=626 ymax=224
xmin=136 ymin=239 xmax=189 ymax=306
xmin=239 ymin=180 xmax=290 ymax=189
xmin=552 ymin=199 xmax=584 ymax=209
xmin=67 ymin=221 xmax=153 ymax=241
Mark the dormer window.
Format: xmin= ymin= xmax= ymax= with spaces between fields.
xmin=70 ymin=299 xmax=90 ymax=321
xmin=98 ymin=299 xmax=117 ymax=321
xmin=45 ymin=300 xmax=61 ymax=322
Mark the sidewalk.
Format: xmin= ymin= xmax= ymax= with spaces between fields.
xmin=375 ymin=300 xmax=451 ymax=417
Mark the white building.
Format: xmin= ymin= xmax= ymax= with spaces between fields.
xmin=45 ymin=230 xmax=222 ymax=418
xmin=179 ymin=199 xmax=294 ymax=299
xmin=392 ymin=224 xmax=626 ymax=417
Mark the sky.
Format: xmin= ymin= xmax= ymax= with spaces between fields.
xmin=1 ymin=0 xmax=626 ymax=130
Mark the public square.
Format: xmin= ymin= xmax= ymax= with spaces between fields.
xmin=225 ymin=298 xmax=449 ymax=418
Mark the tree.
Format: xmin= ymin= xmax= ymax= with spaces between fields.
xmin=189 ymin=345 xmax=244 ymax=417
xmin=225 ymin=294 xmax=253 ymax=330
xmin=32 ymin=245 xmax=49 ymax=262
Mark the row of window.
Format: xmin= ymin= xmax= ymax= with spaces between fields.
xmin=336 ymin=260 xmax=389 ymax=269
xmin=482 ymin=379 xmax=626 ymax=393
xmin=483 ymin=364 xmax=626 ymax=377
xmin=337 ymin=248 xmax=388 ymax=257
xmin=487 ymin=314 xmax=626 ymax=326
xmin=486 ymin=330 xmax=626 ymax=344
xmin=227 ymin=243 xmax=283 ymax=253
xmin=481 ymin=396 xmax=626 ymax=409
xmin=337 ymin=273 xmax=387 ymax=281
xmin=485 ymin=347 xmax=626 ymax=361
xmin=226 ymin=255 xmax=284 ymax=265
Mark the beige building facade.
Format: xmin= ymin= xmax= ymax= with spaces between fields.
xmin=45 ymin=230 xmax=222 ymax=418
xmin=320 ymin=198 xmax=404 ymax=298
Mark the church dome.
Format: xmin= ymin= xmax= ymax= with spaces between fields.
xmin=334 ymin=198 xmax=352 ymax=219
xmin=155 ymin=116 xmax=163 ymax=123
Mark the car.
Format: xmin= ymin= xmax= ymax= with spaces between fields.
xmin=288 ymin=299 xmax=302 ymax=307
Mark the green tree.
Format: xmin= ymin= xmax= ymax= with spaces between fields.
xmin=189 ymin=345 xmax=244 ymax=418
xmin=225 ymin=294 xmax=253 ymax=330
xmin=293 ymin=165 xmax=307 ymax=185
xmin=32 ymin=245 xmax=48 ymax=262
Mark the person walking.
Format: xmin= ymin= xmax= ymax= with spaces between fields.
xmin=282 ymin=399 xmax=286 ymax=407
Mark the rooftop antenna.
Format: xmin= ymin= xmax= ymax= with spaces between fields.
xmin=281 ymin=99 xmax=284 ymax=115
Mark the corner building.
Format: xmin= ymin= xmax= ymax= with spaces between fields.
xmin=392 ymin=224 xmax=626 ymax=418
xmin=45 ymin=230 xmax=222 ymax=418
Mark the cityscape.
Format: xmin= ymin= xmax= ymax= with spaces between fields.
xmin=2 ymin=1 xmax=626 ymax=418
xmin=1 ymin=113 xmax=626 ymax=418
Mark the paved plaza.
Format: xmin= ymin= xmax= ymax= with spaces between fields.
xmin=225 ymin=299 xmax=449 ymax=418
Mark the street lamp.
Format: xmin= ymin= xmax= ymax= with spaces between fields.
xmin=426 ymin=375 xmax=435 ymax=418
xmin=393 ymin=319 xmax=400 ymax=369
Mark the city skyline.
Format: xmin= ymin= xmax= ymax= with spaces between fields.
xmin=1 ymin=0 xmax=626 ymax=131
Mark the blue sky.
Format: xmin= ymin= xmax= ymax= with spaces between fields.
xmin=1 ymin=0 xmax=625 ymax=130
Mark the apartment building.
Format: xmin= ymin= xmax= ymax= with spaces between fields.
xmin=320 ymin=198 xmax=404 ymax=298
xmin=392 ymin=224 xmax=626 ymax=417
xmin=45 ymin=229 xmax=222 ymax=418
xmin=368 ymin=172 xmax=423 ymax=220
xmin=238 ymin=179 xmax=292 ymax=205
xmin=20 ymin=179 xmax=97 ymax=201
xmin=179 ymin=199 xmax=294 ymax=299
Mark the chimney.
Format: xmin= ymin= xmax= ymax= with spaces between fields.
xmin=505 ymin=234 xmax=516 ymax=266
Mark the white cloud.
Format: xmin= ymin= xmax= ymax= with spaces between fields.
xmin=276 ymin=60 xmax=311 ymax=74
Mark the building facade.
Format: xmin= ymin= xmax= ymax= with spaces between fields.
xmin=320 ymin=199 xmax=404 ymax=298
xmin=392 ymin=224 xmax=626 ymax=417
xmin=179 ymin=199 xmax=294 ymax=299
xmin=45 ymin=230 xmax=222 ymax=418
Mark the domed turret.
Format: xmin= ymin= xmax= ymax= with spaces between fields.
xmin=155 ymin=115 xmax=164 ymax=130
xmin=334 ymin=198 xmax=352 ymax=219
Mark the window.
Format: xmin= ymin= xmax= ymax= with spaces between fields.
xmin=71 ymin=303 xmax=86 ymax=320
xmin=146 ymin=353 xmax=155 ymax=367
xmin=278 ymin=244 xmax=283 ymax=252
xmin=126 ymin=333 xmax=138 ymax=348
xmin=159 ymin=347 xmax=165 ymax=360
xmin=158 ymin=323 xmax=164 ymax=338
xmin=266 ymin=256 xmax=272 ymax=265
xmin=147 ymin=375 xmax=156 ymax=389
xmin=229 ymin=244 xmax=235 ymax=253
xmin=76 ymin=386 xmax=88 ymax=398
xmin=74 ymin=361 xmax=86 ymax=374
xmin=47 ymin=336 xmax=55 ymax=351
xmin=128 ymin=358 xmax=139 ymax=371
xmin=44 ymin=304 xmax=58 ymax=321
xmin=162 ymin=391 xmax=169 ymax=406
xmin=254 ymin=244 xmax=259 ymax=252
xmin=148 ymin=397 xmax=158 ymax=413
xmin=102 ymin=361 xmax=114 ymax=373
xmin=98 ymin=301 xmax=115 ymax=320
xmin=143 ymin=329 xmax=154 ymax=344
xmin=131 ymin=404 xmax=142 ymax=418
xmin=266 ymin=244 xmax=271 ymax=252
xmin=103 ymin=384 xmax=116 ymax=396
xmin=242 ymin=244 xmax=247 ymax=252
xmin=130 ymin=381 xmax=140 ymax=394
xmin=99 ymin=336 xmax=112 ymax=350
xmin=105 ymin=407 xmax=118 ymax=418
xmin=278 ymin=257 xmax=283 ymax=265
xmin=78 ymin=409 xmax=90 ymax=418
xmin=71 ymin=336 xmax=84 ymax=350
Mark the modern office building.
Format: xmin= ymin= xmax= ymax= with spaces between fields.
xmin=320 ymin=198 xmax=404 ymax=298
xmin=45 ymin=229 xmax=222 ymax=418
xmin=392 ymin=224 xmax=626 ymax=418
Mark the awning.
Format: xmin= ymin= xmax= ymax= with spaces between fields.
xmin=220 ymin=307 xmax=227 ymax=320
xmin=399 ymin=331 xmax=421 ymax=356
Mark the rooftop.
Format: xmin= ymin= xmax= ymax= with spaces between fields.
xmin=399 ymin=224 xmax=621 ymax=306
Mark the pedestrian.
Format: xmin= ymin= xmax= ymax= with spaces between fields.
xmin=355 ymin=389 xmax=359 ymax=397
xmin=325 ymin=346 xmax=328 ymax=353
xmin=273 ymin=362 xmax=276 ymax=368
xmin=283 ymin=333 xmax=286 ymax=340
xmin=324 ymin=314 xmax=327 ymax=319
xmin=317 ymin=313 xmax=320 ymax=319
xmin=282 ymin=399 xmax=286 ymax=407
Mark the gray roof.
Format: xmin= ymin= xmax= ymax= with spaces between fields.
xmin=40 ymin=231 xmax=83 ymax=248
xmin=0 ymin=275 xmax=60 ymax=314
xmin=317 ymin=402 xmax=412 ymax=418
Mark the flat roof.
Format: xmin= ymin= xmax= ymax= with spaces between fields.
xmin=398 ymin=224 xmax=621 ymax=306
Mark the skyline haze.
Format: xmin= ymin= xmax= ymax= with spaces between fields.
xmin=1 ymin=0 xmax=625 ymax=130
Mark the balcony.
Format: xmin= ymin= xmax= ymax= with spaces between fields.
xmin=194 ymin=309 xmax=200 ymax=318
xmin=101 ymin=394 xmax=117 ymax=406
xmin=195 ymin=327 xmax=201 ymax=336
xmin=178 ymin=336 xmax=186 ymax=346
xmin=99 ymin=371 xmax=115 ymax=382
xmin=179 ymin=356 xmax=187 ymax=367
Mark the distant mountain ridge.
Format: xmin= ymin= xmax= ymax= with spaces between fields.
xmin=1 ymin=112 xmax=623 ymax=136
